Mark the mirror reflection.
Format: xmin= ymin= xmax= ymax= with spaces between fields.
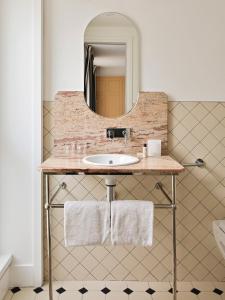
xmin=84 ymin=12 xmax=139 ymax=118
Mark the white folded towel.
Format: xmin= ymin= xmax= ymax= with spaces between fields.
xmin=64 ymin=201 xmax=110 ymax=247
xmin=111 ymin=200 xmax=154 ymax=246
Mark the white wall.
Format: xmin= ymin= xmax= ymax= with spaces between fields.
xmin=0 ymin=0 xmax=36 ymax=286
xmin=44 ymin=0 xmax=225 ymax=101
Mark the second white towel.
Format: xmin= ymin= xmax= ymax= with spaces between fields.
xmin=64 ymin=201 xmax=110 ymax=247
xmin=111 ymin=200 xmax=154 ymax=246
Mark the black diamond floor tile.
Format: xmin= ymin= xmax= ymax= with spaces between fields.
xmin=101 ymin=287 xmax=111 ymax=294
xmin=213 ymin=288 xmax=223 ymax=295
xmin=168 ymin=288 xmax=178 ymax=294
xmin=123 ymin=288 xmax=133 ymax=295
xmin=56 ymin=287 xmax=66 ymax=294
xmin=11 ymin=287 xmax=21 ymax=294
xmin=146 ymin=288 xmax=156 ymax=295
xmin=191 ymin=288 xmax=201 ymax=295
xmin=79 ymin=287 xmax=88 ymax=294
xmin=33 ymin=287 xmax=44 ymax=294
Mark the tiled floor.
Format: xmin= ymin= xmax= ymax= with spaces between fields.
xmin=4 ymin=281 xmax=225 ymax=300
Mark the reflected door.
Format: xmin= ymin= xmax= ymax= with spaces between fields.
xmin=96 ymin=76 xmax=125 ymax=118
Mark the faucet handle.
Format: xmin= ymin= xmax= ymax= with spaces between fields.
xmin=122 ymin=129 xmax=131 ymax=145
xmin=122 ymin=128 xmax=130 ymax=137
xmin=107 ymin=129 xmax=114 ymax=139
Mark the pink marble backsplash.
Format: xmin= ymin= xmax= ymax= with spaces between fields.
xmin=53 ymin=91 xmax=168 ymax=156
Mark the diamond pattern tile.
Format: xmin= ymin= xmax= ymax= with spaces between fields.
xmin=56 ymin=287 xmax=66 ymax=294
xmin=7 ymin=283 xmax=225 ymax=300
xmin=79 ymin=287 xmax=88 ymax=294
xmin=43 ymin=101 xmax=225 ymax=282
xmin=123 ymin=288 xmax=133 ymax=295
xmin=213 ymin=288 xmax=223 ymax=295
xmin=10 ymin=287 xmax=21 ymax=294
xmin=145 ymin=288 xmax=156 ymax=294
xmin=33 ymin=287 xmax=44 ymax=294
xmin=191 ymin=288 xmax=201 ymax=295
xmin=101 ymin=287 xmax=111 ymax=294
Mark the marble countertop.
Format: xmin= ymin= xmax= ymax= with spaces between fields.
xmin=39 ymin=155 xmax=185 ymax=175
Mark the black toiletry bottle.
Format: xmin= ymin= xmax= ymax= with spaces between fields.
xmin=143 ymin=143 xmax=147 ymax=158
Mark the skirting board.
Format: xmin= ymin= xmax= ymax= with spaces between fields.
xmin=10 ymin=265 xmax=34 ymax=287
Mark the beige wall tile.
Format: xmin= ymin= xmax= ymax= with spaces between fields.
xmin=43 ymin=100 xmax=225 ymax=281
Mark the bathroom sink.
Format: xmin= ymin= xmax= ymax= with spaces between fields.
xmin=83 ymin=154 xmax=139 ymax=166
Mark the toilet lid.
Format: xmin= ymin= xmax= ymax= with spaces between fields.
xmin=213 ymin=220 xmax=225 ymax=260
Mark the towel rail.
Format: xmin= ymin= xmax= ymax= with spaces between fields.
xmin=182 ymin=158 xmax=204 ymax=167
xmin=49 ymin=203 xmax=173 ymax=209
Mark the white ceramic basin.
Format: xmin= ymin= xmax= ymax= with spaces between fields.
xmin=83 ymin=154 xmax=139 ymax=166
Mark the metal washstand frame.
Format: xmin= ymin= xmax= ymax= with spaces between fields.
xmin=44 ymin=158 xmax=204 ymax=300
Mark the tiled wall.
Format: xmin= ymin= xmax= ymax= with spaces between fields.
xmin=43 ymin=101 xmax=225 ymax=282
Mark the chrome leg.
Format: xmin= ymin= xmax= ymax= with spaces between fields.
xmin=106 ymin=184 xmax=115 ymax=226
xmin=106 ymin=184 xmax=115 ymax=202
xmin=45 ymin=174 xmax=53 ymax=300
xmin=172 ymin=175 xmax=177 ymax=300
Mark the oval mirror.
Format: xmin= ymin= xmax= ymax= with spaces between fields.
xmin=84 ymin=12 xmax=139 ymax=118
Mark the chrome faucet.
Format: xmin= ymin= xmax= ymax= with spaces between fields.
xmin=122 ymin=129 xmax=129 ymax=145
xmin=106 ymin=128 xmax=131 ymax=144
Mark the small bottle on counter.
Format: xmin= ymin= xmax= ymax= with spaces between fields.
xmin=143 ymin=143 xmax=148 ymax=158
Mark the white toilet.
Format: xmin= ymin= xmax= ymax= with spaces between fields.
xmin=213 ymin=220 xmax=225 ymax=259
